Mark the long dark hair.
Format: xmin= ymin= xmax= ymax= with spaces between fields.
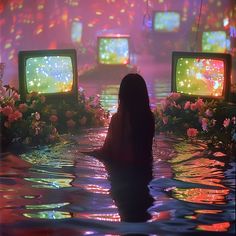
xmin=118 ymin=73 xmax=154 ymax=161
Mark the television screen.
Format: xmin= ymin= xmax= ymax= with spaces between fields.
xmin=153 ymin=12 xmax=180 ymax=32
xmin=98 ymin=36 xmax=130 ymax=65
xmin=202 ymin=31 xmax=227 ymax=53
xmin=71 ymin=21 xmax=83 ymax=43
xmin=171 ymin=51 xmax=232 ymax=101
xmin=19 ymin=49 xmax=78 ymax=102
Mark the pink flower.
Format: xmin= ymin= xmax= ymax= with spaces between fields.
xmin=8 ymin=110 xmax=22 ymax=122
xmin=160 ymin=99 xmax=170 ymax=111
xmin=2 ymin=106 xmax=13 ymax=116
xmin=184 ymin=101 xmax=191 ymax=110
xmin=162 ymin=116 xmax=168 ymax=125
xmin=195 ymin=98 xmax=204 ymax=110
xmin=12 ymin=92 xmax=20 ymax=101
xmin=201 ymin=118 xmax=208 ymax=131
xmin=205 ymin=109 xmax=213 ymax=117
xmin=18 ymin=103 xmax=28 ymax=113
xmin=67 ymin=119 xmax=76 ymax=129
xmin=79 ymin=116 xmax=87 ymax=126
xmin=49 ymin=115 xmax=58 ymax=123
xmin=187 ymin=128 xmax=198 ymax=138
xmin=190 ymin=103 xmax=197 ymax=111
xmin=65 ymin=110 xmax=74 ymax=118
xmin=169 ymin=92 xmax=181 ymax=101
xmin=223 ymin=118 xmax=230 ymax=128
xmin=35 ymin=112 xmax=40 ymax=121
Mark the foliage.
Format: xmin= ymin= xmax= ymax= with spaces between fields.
xmin=154 ymin=93 xmax=236 ymax=152
xmin=0 ymin=81 xmax=109 ymax=150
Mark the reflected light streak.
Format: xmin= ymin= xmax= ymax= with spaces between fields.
xmin=25 ymin=202 xmax=69 ymax=210
xmin=197 ymin=222 xmax=230 ymax=232
xmin=23 ymin=210 xmax=71 ymax=219
xmin=173 ymin=158 xmax=226 ymax=188
xmin=24 ymin=178 xmax=73 ymax=189
xmin=172 ymin=188 xmax=229 ymax=204
xmin=83 ymin=184 xmax=109 ymax=194
xmin=74 ymin=212 xmax=120 ymax=222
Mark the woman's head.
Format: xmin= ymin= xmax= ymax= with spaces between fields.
xmin=118 ymin=73 xmax=150 ymax=112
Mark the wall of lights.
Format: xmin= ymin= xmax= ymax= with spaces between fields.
xmin=0 ymin=0 xmax=235 ymax=87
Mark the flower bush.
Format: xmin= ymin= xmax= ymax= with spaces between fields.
xmin=154 ymin=93 xmax=236 ymax=152
xmin=0 ymin=81 xmax=109 ymax=151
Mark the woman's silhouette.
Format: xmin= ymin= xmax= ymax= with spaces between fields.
xmin=84 ymin=73 xmax=155 ymax=223
xmin=91 ymin=73 xmax=155 ymax=166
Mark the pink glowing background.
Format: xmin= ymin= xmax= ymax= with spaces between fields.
xmin=0 ymin=0 xmax=235 ymax=93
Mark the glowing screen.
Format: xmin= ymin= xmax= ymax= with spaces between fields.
xmin=98 ymin=38 xmax=129 ymax=64
xmin=71 ymin=21 xmax=82 ymax=43
xmin=176 ymin=58 xmax=225 ymax=97
xmin=26 ymin=56 xmax=73 ymax=93
xmin=202 ymin=31 xmax=227 ymax=53
xmin=154 ymin=12 xmax=180 ymax=32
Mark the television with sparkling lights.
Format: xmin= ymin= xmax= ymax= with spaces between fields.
xmin=201 ymin=31 xmax=228 ymax=53
xmin=171 ymin=51 xmax=232 ymax=101
xmin=18 ymin=49 xmax=78 ymax=102
xmin=153 ymin=11 xmax=180 ymax=32
xmin=97 ymin=35 xmax=130 ymax=65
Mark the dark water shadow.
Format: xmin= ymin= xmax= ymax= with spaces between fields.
xmin=105 ymin=162 xmax=154 ymax=224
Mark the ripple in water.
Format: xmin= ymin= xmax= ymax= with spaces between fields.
xmin=0 ymin=128 xmax=235 ymax=235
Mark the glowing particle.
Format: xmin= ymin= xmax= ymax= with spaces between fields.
xmin=96 ymin=11 xmax=102 ymax=15
xmin=37 ymin=4 xmax=44 ymax=10
xmin=196 ymin=73 xmax=202 ymax=79
xmin=4 ymin=42 xmax=12 ymax=49
xmin=214 ymin=81 xmax=219 ymax=89
xmin=109 ymin=15 xmax=114 ymax=20
xmin=223 ymin=18 xmax=229 ymax=27
xmin=62 ymin=12 xmax=68 ymax=22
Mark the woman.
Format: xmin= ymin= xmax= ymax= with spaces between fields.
xmin=89 ymin=73 xmax=155 ymax=165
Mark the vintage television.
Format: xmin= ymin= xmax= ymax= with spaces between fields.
xmin=18 ymin=49 xmax=78 ymax=102
xmin=153 ymin=11 xmax=180 ymax=32
xmin=71 ymin=21 xmax=83 ymax=43
xmin=97 ymin=35 xmax=130 ymax=65
xmin=201 ymin=31 xmax=228 ymax=53
xmin=171 ymin=51 xmax=232 ymax=101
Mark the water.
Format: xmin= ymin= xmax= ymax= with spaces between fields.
xmin=0 ymin=128 xmax=235 ymax=236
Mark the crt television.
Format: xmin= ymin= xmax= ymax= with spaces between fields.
xmin=97 ymin=35 xmax=130 ymax=65
xmin=18 ymin=49 xmax=78 ymax=102
xmin=201 ymin=31 xmax=228 ymax=53
xmin=171 ymin=51 xmax=232 ymax=101
xmin=153 ymin=11 xmax=180 ymax=32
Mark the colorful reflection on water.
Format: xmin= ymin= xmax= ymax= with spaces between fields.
xmin=0 ymin=129 xmax=235 ymax=235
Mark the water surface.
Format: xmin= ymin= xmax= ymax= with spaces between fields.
xmin=0 ymin=128 xmax=235 ymax=236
